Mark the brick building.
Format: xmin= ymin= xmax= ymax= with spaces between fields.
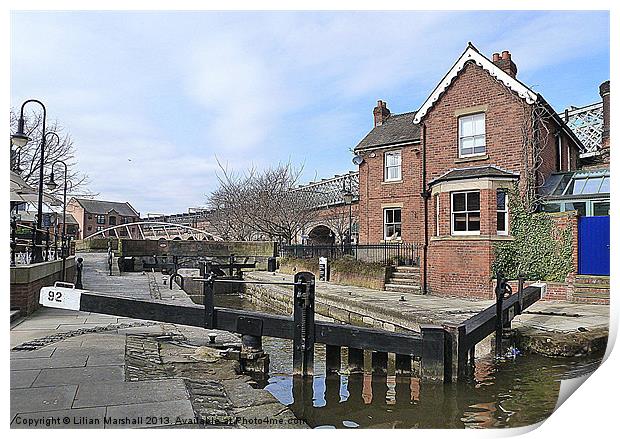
xmin=67 ymin=198 xmax=140 ymax=239
xmin=353 ymin=43 xmax=608 ymax=298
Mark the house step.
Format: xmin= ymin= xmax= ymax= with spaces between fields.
xmin=574 ymin=275 xmax=609 ymax=287
xmin=390 ymin=271 xmax=421 ymax=280
xmin=393 ymin=266 xmax=420 ymax=273
xmin=389 ymin=277 xmax=421 ymax=285
xmin=384 ymin=283 xmax=422 ymax=294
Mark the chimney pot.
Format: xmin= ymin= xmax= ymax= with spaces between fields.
xmin=373 ymin=100 xmax=391 ymax=127
xmin=501 ymin=50 xmax=510 ymax=60
xmin=493 ymin=50 xmax=517 ymax=78
xmin=492 ymin=53 xmax=500 ymax=62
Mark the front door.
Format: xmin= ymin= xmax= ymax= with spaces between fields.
xmin=578 ymin=216 xmax=610 ymax=276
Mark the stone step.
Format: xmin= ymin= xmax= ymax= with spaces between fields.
xmin=574 ymin=275 xmax=610 ymax=287
xmin=384 ymin=283 xmax=422 ymax=294
xmin=393 ymin=266 xmax=420 ymax=273
xmin=388 ymin=277 xmax=421 ymax=286
xmin=390 ymin=271 xmax=421 ymax=280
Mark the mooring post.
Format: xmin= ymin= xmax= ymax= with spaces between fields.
xmin=371 ymin=351 xmax=389 ymax=375
xmin=292 ymin=271 xmax=315 ymax=376
xmin=75 ymin=257 xmax=83 ymax=289
xmin=325 ymin=345 xmax=341 ymax=374
xmin=420 ymin=324 xmax=447 ymax=382
xmin=494 ymin=273 xmax=504 ymax=357
xmin=347 ymin=348 xmax=364 ymax=373
xmin=203 ymin=263 xmax=215 ymax=329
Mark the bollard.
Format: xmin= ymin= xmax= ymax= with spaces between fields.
xmin=292 ymin=271 xmax=315 ymax=376
xmin=75 ymin=257 xmax=84 ymax=289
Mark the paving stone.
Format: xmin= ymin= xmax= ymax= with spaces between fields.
xmin=11 ymin=355 xmax=88 ymax=370
xmin=10 ymin=346 xmax=56 ymax=359
xmin=11 ymin=407 xmax=107 ymax=429
xmin=222 ymin=378 xmax=279 ymax=408
xmin=87 ymin=352 xmax=126 ymax=366
xmin=104 ymin=400 xmax=196 ymax=429
xmin=10 ymin=385 xmax=78 ymax=416
xmin=73 ymin=379 xmax=189 ymax=408
xmin=11 ymin=370 xmax=41 ymax=389
xmin=33 ymin=366 xmax=125 ymax=386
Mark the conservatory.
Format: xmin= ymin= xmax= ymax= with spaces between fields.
xmin=540 ymin=169 xmax=610 ymax=217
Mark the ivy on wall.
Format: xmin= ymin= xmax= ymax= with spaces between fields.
xmin=492 ymin=185 xmax=573 ymax=282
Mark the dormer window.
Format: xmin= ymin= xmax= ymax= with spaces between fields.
xmin=458 ymin=113 xmax=486 ymax=157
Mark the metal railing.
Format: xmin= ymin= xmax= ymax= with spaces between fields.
xmin=279 ymin=242 xmax=420 ymax=266
xmin=10 ymin=220 xmax=74 ymax=266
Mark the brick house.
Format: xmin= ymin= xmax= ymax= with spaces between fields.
xmin=67 ymin=198 xmax=140 ymax=239
xmin=352 ymin=43 xmax=601 ymax=299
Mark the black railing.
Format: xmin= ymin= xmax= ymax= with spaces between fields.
xmin=10 ymin=220 xmax=74 ymax=266
xmin=279 ymin=243 xmax=420 ymax=266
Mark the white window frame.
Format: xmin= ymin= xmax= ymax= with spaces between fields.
xmin=497 ymin=190 xmax=508 ymax=236
xmin=451 ymin=191 xmax=481 ymax=236
xmin=384 ymin=208 xmax=402 ymax=240
xmin=435 ymin=194 xmax=440 ymax=237
xmin=384 ymin=150 xmax=402 ymax=182
xmin=458 ymin=113 xmax=486 ymax=158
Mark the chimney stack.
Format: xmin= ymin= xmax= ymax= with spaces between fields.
xmin=492 ymin=50 xmax=517 ymax=78
xmin=600 ymin=80 xmax=610 ymax=150
xmin=373 ymin=100 xmax=391 ymax=127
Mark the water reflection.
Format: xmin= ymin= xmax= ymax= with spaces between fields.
xmin=216 ymin=292 xmax=602 ymax=428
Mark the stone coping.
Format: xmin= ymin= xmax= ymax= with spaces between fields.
xmin=10 ymin=257 xmax=76 ymax=284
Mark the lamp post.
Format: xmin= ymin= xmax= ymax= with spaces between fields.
xmin=46 ymin=155 xmax=68 ymax=281
xmin=342 ymin=180 xmax=354 ymax=250
xmin=11 ymin=99 xmax=48 ymax=263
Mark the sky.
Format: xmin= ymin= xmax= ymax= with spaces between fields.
xmin=10 ymin=10 xmax=610 ymax=215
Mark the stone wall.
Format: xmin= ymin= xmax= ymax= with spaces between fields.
xmin=118 ymin=239 xmax=276 ymax=259
xmin=10 ymin=257 xmax=77 ymax=316
xmin=278 ymin=257 xmax=390 ymax=290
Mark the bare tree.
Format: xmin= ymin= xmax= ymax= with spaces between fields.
xmin=10 ymin=109 xmax=93 ymax=196
xmin=207 ymin=161 xmax=318 ymax=244
xmin=321 ymin=204 xmax=353 ymax=243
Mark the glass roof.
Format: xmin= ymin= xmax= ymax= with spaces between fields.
xmin=541 ymin=169 xmax=610 ymax=198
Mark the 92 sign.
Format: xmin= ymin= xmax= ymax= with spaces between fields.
xmin=39 ymin=287 xmax=82 ymax=311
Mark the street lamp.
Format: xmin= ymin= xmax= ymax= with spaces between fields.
xmin=11 ymin=99 xmax=48 ymax=263
xmin=341 ymin=180 xmax=354 ymax=248
xmin=47 ymin=155 xmax=68 ymax=281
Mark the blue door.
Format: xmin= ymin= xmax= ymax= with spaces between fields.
xmin=578 ymin=216 xmax=610 ymax=276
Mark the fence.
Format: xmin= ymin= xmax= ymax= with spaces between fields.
xmin=279 ymin=243 xmax=420 ymax=266
xmin=10 ymin=219 xmax=75 ymax=266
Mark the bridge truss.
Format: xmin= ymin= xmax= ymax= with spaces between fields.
xmin=84 ymin=221 xmax=220 ymax=241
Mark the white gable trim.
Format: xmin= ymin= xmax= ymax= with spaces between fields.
xmin=413 ymin=46 xmax=538 ymax=124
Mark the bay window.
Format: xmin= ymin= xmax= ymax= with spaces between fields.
xmin=451 ymin=191 xmax=480 ymax=235
xmin=497 ymin=190 xmax=508 ymax=235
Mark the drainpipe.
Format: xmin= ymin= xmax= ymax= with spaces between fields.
xmin=421 ymin=123 xmax=430 ymax=295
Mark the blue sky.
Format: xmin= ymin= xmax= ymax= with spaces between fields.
xmin=11 ymin=10 xmax=609 ymax=215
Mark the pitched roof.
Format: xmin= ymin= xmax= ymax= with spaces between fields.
xmin=428 ymin=165 xmax=519 ymax=186
xmin=353 ymin=112 xmax=420 ymax=151
xmin=413 ymin=43 xmax=538 ymax=124
xmin=72 ymin=198 xmax=140 ymax=217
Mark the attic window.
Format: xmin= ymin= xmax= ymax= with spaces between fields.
xmin=459 ymin=113 xmax=486 ymax=157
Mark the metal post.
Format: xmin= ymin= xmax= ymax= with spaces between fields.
xmin=494 ymin=273 xmax=505 ymax=357
xmin=45 ymin=228 xmax=50 ymax=261
xmin=292 ymin=271 xmax=315 ymax=376
xmin=517 ymin=274 xmax=525 ymax=315
xmin=30 ymin=224 xmax=37 ymax=263
xmin=75 ymin=257 xmax=83 ymax=289
xmin=53 ymin=226 xmax=58 ymax=261
xmin=203 ymin=263 xmax=215 ymax=329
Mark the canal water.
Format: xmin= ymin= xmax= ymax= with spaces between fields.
xmin=215 ymin=293 xmax=603 ymax=429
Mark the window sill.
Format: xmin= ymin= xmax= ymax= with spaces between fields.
xmin=380 ymin=238 xmax=403 ymax=243
xmin=455 ymin=154 xmax=489 ymax=163
xmin=382 ymin=179 xmax=403 ymax=185
xmin=431 ymin=235 xmax=514 ymax=242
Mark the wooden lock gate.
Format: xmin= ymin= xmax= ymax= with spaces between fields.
xmin=39 ymin=268 xmax=543 ymax=382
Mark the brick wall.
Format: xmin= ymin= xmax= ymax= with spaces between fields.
xmin=10 ymin=257 xmax=77 ymax=316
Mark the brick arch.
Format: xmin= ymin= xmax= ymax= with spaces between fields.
xmin=306 ymin=224 xmax=336 ymax=245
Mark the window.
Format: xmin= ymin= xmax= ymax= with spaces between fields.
xmin=458 ymin=113 xmax=486 ymax=157
xmin=96 ymin=226 xmax=104 ymax=232
xmin=96 ymin=215 xmax=106 ymax=224
xmin=384 ymin=151 xmax=402 ymax=181
xmin=497 ymin=190 xmax=508 ymax=235
xmin=384 ymin=208 xmax=402 ymax=240
xmin=565 ymin=202 xmax=587 ymax=217
xmin=451 ymin=191 xmax=480 ymax=235
xmin=88 ymin=214 xmax=92 ymax=220
xmin=541 ymin=203 xmax=561 ymax=213
xmin=593 ymin=201 xmax=610 ymax=216
xmin=435 ymin=194 xmax=440 ymax=237
xmin=109 ymin=216 xmax=117 ymax=226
